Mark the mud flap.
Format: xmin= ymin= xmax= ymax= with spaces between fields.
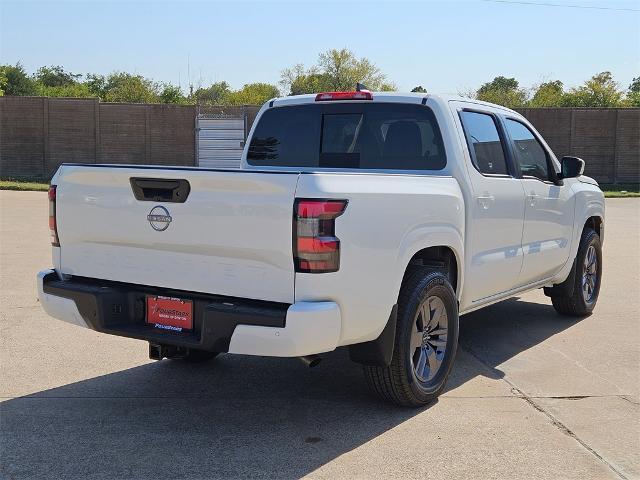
xmin=349 ymin=305 xmax=397 ymax=367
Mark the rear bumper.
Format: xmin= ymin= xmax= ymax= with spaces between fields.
xmin=37 ymin=269 xmax=341 ymax=357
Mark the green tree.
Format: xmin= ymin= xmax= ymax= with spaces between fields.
xmin=35 ymin=82 xmax=93 ymax=98
xmin=228 ymin=82 xmax=279 ymax=105
xmin=625 ymin=76 xmax=640 ymax=107
xmin=528 ymin=80 xmax=565 ymax=107
xmin=476 ymin=76 xmax=528 ymax=108
xmin=34 ymin=65 xmax=81 ymax=87
xmin=159 ymin=84 xmax=187 ymax=104
xmin=192 ymin=81 xmax=231 ymax=105
xmin=86 ymin=73 xmax=107 ymax=98
xmin=280 ymin=48 xmax=394 ymax=95
xmin=318 ymin=48 xmax=388 ymax=91
xmin=0 ymin=63 xmax=37 ymax=95
xmin=563 ymin=71 xmax=623 ymax=107
xmin=0 ymin=70 xmax=7 ymax=96
xmin=100 ymin=72 xmax=160 ymax=103
xmin=411 ymin=86 xmax=427 ymax=93
xmin=280 ymin=64 xmax=329 ymax=95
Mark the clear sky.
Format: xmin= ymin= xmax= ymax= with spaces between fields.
xmin=1 ymin=0 xmax=638 ymax=95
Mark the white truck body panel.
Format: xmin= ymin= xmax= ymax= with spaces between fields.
xmin=447 ymin=100 xmax=527 ymax=305
xmin=518 ymin=176 xmax=576 ymax=283
xmin=294 ymin=172 xmax=464 ymax=345
xmin=53 ymin=166 xmax=300 ymax=304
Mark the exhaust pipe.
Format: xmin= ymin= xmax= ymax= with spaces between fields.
xmin=299 ymin=355 xmax=321 ymax=368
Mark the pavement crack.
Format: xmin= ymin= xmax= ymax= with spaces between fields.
xmin=621 ymin=396 xmax=640 ymax=406
xmin=529 ymin=394 xmax=632 ymax=401
xmin=509 ymin=384 xmax=629 ymax=480
xmin=460 ymin=346 xmax=630 ymax=480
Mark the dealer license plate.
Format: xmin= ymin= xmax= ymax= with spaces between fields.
xmin=146 ymin=295 xmax=193 ymax=332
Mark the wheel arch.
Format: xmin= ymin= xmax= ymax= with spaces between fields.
xmin=395 ymin=229 xmax=464 ymax=303
xmin=584 ymin=215 xmax=603 ymax=241
xmin=401 ymin=246 xmax=460 ymax=295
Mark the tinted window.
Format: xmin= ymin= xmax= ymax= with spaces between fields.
xmin=505 ymin=119 xmax=550 ymax=181
xmin=459 ymin=111 xmax=508 ymax=175
xmin=247 ymin=103 xmax=446 ymax=170
xmin=246 ymin=105 xmax=321 ymax=167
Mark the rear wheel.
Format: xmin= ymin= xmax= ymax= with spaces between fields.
xmin=364 ymin=270 xmax=459 ymax=407
xmin=551 ymin=228 xmax=602 ymax=316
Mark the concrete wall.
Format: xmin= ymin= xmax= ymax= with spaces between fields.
xmin=0 ymin=97 xmax=196 ymax=180
xmin=516 ymin=108 xmax=640 ymax=184
xmin=1 ymin=97 xmax=638 ymax=184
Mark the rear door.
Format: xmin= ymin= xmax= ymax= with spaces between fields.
xmin=55 ymin=166 xmax=299 ymax=303
xmin=453 ymin=104 xmax=526 ymax=303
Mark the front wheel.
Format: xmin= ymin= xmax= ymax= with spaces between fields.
xmin=551 ymin=228 xmax=602 ymax=317
xmin=363 ymin=270 xmax=459 ymax=407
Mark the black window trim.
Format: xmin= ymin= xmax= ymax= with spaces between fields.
xmin=458 ymin=107 xmax=517 ymax=179
xmin=247 ymin=102 xmax=448 ymax=173
xmin=501 ymin=115 xmax=560 ymax=185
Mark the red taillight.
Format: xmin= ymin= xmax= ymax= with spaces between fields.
xmin=294 ymin=199 xmax=347 ymax=273
xmin=48 ymin=185 xmax=59 ymax=247
xmin=315 ymin=91 xmax=372 ymax=102
xmin=297 ymin=237 xmax=339 ymax=253
xmin=296 ymin=200 xmax=347 ymax=218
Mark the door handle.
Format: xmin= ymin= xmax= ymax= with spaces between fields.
xmin=477 ymin=193 xmax=495 ymax=210
xmin=130 ymin=178 xmax=191 ymax=203
xmin=527 ymin=193 xmax=539 ymax=207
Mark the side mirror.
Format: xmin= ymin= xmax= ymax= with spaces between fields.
xmin=560 ymin=156 xmax=585 ymax=179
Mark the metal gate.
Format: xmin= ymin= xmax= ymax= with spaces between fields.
xmin=196 ymin=108 xmax=247 ymax=169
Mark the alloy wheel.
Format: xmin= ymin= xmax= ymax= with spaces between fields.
xmin=410 ymin=296 xmax=448 ymax=383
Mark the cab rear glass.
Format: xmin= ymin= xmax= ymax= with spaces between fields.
xmin=247 ymin=103 xmax=446 ymax=170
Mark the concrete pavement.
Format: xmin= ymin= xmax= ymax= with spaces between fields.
xmin=1 ymin=191 xmax=638 ymax=479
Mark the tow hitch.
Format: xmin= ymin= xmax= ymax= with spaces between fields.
xmin=149 ymin=343 xmax=188 ymax=360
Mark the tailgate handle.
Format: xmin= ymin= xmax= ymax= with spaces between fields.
xmin=130 ymin=178 xmax=190 ymax=203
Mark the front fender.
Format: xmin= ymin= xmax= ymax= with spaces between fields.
xmin=552 ymin=181 xmax=604 ymax=285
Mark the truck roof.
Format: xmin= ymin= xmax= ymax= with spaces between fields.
xmin=269 ymin=91 xmax=520 ymax=115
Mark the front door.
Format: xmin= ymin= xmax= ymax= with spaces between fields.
xmin=454 ymin=105 xmax=526 ymax=306
xmin=502 ymin=117 xmax=575 ymax=285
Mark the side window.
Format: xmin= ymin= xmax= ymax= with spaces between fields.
xmin=504 ymin=119 xmax=550 ymax=181
xmin=459 ymin=111 xmax=509 ymax=175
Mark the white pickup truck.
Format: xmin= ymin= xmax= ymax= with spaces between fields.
xmin=37 ymin=91 xmax=604 ymax=407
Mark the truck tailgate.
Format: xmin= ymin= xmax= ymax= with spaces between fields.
xmin=54 ymin=166 xmax=299 ymax=303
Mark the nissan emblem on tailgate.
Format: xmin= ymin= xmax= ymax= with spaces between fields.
xmin=147 ymin=206 xmax=172 ymax=231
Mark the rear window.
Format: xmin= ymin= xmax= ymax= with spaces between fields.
xmin=247 ymin=103 xmax=446 ymax=170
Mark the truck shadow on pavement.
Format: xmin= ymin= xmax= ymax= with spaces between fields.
xmin=2 ymin=296 xmax=582 ymax=480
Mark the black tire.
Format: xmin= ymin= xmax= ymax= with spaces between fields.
xmin=551 ymin=228 xmax=602 ymax=317
xmin=170 ymin=349 xmax=219 ymax=363
xmin=363 ymin=270 xmax=459 ymax=407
